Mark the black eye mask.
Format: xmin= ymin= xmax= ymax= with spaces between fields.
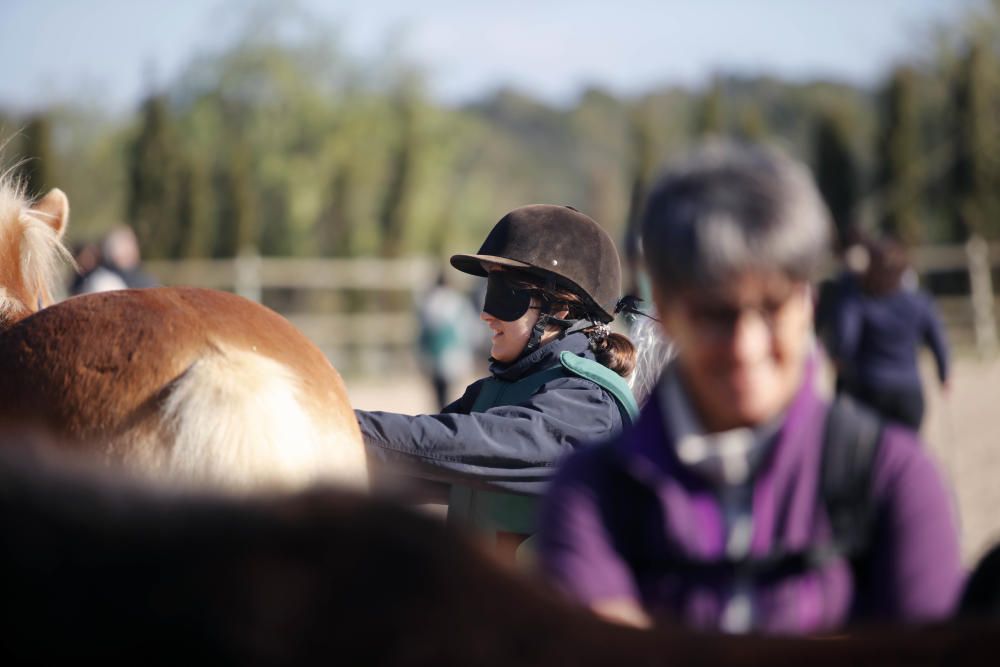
xmin=483 ymin=272 xmax=535 ymax=321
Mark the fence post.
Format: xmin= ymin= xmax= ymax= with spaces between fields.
xmin=235 ymin=246 xmax=262 ymax=303
xmin=966 ymin=235 xmax=997 ymax=358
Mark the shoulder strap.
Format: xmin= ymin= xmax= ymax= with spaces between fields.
xmin=558 ymin=351 xmax=640 ymax=425
xmin=622 ymin=394 xmax=884 ymax=582
xmin=470 ymin=352 xmax=640 ymax=426
xmin=820 ymin=393 xmax=883 ymax=560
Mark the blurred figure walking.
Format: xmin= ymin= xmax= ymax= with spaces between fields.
xmin=102 ymin=225 xmax=158 ymax=289
xmin=831 ymin=237 xmax=950 ymax=431
xmin=69 ymin=240 xmax=127 ymax=295
xmin=417 ymin=271 xmax=480 ymax=409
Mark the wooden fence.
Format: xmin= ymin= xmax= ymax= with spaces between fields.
xmin=141 ymin=238 xmax=1000 ymax=376
xmin=143 ymin=253 xmax=445 ymax=376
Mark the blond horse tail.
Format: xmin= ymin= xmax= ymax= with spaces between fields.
xmin=158 ymin=345 xmax=367 ymax=493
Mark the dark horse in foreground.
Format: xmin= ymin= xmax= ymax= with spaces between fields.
xmin=0 ymin=440 xmax=995 ymax=666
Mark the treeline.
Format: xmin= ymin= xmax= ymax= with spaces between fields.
xmin=3 ymin=2 xmax=1000 ymax=261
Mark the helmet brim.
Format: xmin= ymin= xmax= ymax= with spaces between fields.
xmin=449 ymin=254 xmax=534 ymax=277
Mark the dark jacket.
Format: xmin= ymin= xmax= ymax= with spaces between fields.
xmin=356 ymin=334 xmax=625 ymax=495
xmin=833 ymin=286 xmax=949 ymax=389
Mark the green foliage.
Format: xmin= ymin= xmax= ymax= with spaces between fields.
xmin=814 ymin=108 xmax=859 ymax=249
xmin=127 ymin=95 xmax=182 ymax=259
xmin=21 ymin=115 xmax=53 ymax=198
xmin=877 ymin=67 xmax=923 ymax=246
xmin=950 ymin=39 xmax=1000 ymax=240
xmin=696 ymin=79 xmax=725 ymax=137
xmin=3 ymin=0 xmax=1000 ymax=263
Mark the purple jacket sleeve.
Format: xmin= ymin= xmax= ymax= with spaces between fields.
xmin=536 ymin=448 xmax=640 ymax=605
xmin=866 ymin=424 xmax=964 ymax=620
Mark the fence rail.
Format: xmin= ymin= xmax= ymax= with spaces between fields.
xmin=143 ymin=254 xmax=444 ymax=376
xmin=142 ymin=238 xmax=1000 ymax=374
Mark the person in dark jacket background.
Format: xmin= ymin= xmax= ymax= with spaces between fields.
xmin=538 ymin=142 xmax=962 ymax=633
xmin=356 ymin=205 xmax=639 ymax=562
xmin=830 ymin=237 xmax=950 ymax=431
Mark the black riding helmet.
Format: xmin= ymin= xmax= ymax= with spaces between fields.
xmin=450 ymin=205 xmax=622 ymax=324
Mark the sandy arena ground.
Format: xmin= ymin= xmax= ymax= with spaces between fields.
xmin=348 ymin=353 xmax=1000 ymax=566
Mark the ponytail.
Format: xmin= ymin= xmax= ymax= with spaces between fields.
xmin=589 ymin=331 xmax=636 ymax=378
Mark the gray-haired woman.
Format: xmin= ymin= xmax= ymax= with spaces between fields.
xmin=538 ymin=142 xmax=963 ymax=633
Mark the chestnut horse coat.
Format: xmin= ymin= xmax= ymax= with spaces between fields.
xmin=0 ymin=184 xmax=365 ymax=491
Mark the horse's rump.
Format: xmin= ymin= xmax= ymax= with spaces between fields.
xmin=0 ymin=287 xmax=365 ymax=491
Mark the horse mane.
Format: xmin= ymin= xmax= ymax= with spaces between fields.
xmin=0 ymin=169 xmax=73 ymax=309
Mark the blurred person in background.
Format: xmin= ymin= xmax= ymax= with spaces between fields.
xmin=102 ymin=225 xmax=158 ymax=289
xmin=830 ymin=237 xmax=950 ymax=431
xmin=356 ymin=205 xmax=639 ymax=564
xmin=813 ymin=229 xmax=872 ymax=377
xmin=538 ymin=143 xmax=963 ymax=633
xmin=417 ymin=270 xmax=482 ymax=409
xmin=70 ymin=240 xmax=127 ymax=295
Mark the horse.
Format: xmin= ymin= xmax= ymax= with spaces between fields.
xmin=0 ymin=178 xmax=366 ymax=492
xmin=0 ymin=439 xmax=994 ymax=665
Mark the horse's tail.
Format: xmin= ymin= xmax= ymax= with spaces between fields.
xmin=157 ymin=344 xmax=367 ymax=493
xmin=626 ymin=310 xmax=674 ymax=407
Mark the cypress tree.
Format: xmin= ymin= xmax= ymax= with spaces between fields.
xmin=736 ymin=104 xmax=767 ymax=142
xmin=951 ymin=40 xmax=998 ymax=240
xmin=22 ymin=114 xmax=53 ymax=198
xmin=814 ymin=109 xmax=859 ymax=250
xmin=696 ymin=79 xmax=725 ymax=137
xmin=316 ymin=164 xmax=354 ymax=257
xmin=127 ymin=95 xmax=181 ymax=259
xmin=175 ymin=156 xmax=215 ymax=258
xmin=622 ymin=100 xmax=658 ymax=294
xmin=378 ymin=91 xmax=417 ymax=258
xmin=876 ymin=67 xmax=922 ymax=245
xmin=213 ymin=137 xmax=257 ymax=258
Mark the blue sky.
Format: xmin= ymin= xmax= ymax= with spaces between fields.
xmin=1 ymin=0 xmax=977 ymax=113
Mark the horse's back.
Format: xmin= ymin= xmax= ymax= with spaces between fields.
xmin=0 ymin=287 xmax=365 ymax=491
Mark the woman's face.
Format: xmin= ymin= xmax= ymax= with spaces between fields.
xmin=480 ymin=292 xmax=541 ymax=363
xmin=654 ymin=271 xmax=813 ymax=432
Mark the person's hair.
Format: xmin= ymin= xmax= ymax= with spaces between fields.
xmin=862 ymin=238 xmax=908 ymax=297
xmin=640 ymin=141 xmax=832 ymax=296
xmin=507 ymin=271 xmax=636 ymax=377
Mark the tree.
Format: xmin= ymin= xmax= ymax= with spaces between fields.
xmin=175 ymin=156 xmax=215 ymax=258
xmin=316 ymin=164 xmax=355 ymax=257
xmin=21 ymin=115 xmax=54 ymax=198
xmin=814 ymin=108 xmax=859 ymax=250
xmin=695 ymin=78 xmax=725 ymax=137
xmin=377 ymin=90 xmax=418 ymax=258
xmin=127 ymin=95 xmax=181 ymax=259
xmin=876 ymin=67 xmax=923 ymax=245
xmin=736 ymin=104 xmax=767 ymax=142
xmin=950 ymin=39 xmax=999 ymax=240
xmin=213 ymin=136 xmax=257 ymax=258
xmin=622 ymin=100 xmax=659 ymax=294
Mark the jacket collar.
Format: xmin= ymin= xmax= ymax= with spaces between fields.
xmin=617 ymin=351 xmax=824 ymax=491
xmin=489 ymin=332 xmax=592 ymax=382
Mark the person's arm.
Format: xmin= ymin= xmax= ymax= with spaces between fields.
xmin=536 ymin=447 xmax=648 ymax=626
xmin=830 ymin=292 xmax=863 ymax=369
xmin=355 ymin=376 xmax=622 ymax=487
xmin=919 ymin=293 xmax=951 ymax=386
xmin=864 ymin=425 xmax=964 ymax=621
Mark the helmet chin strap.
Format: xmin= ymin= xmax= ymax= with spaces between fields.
xmin=522 ymin=306 xmax=590 ymax=356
